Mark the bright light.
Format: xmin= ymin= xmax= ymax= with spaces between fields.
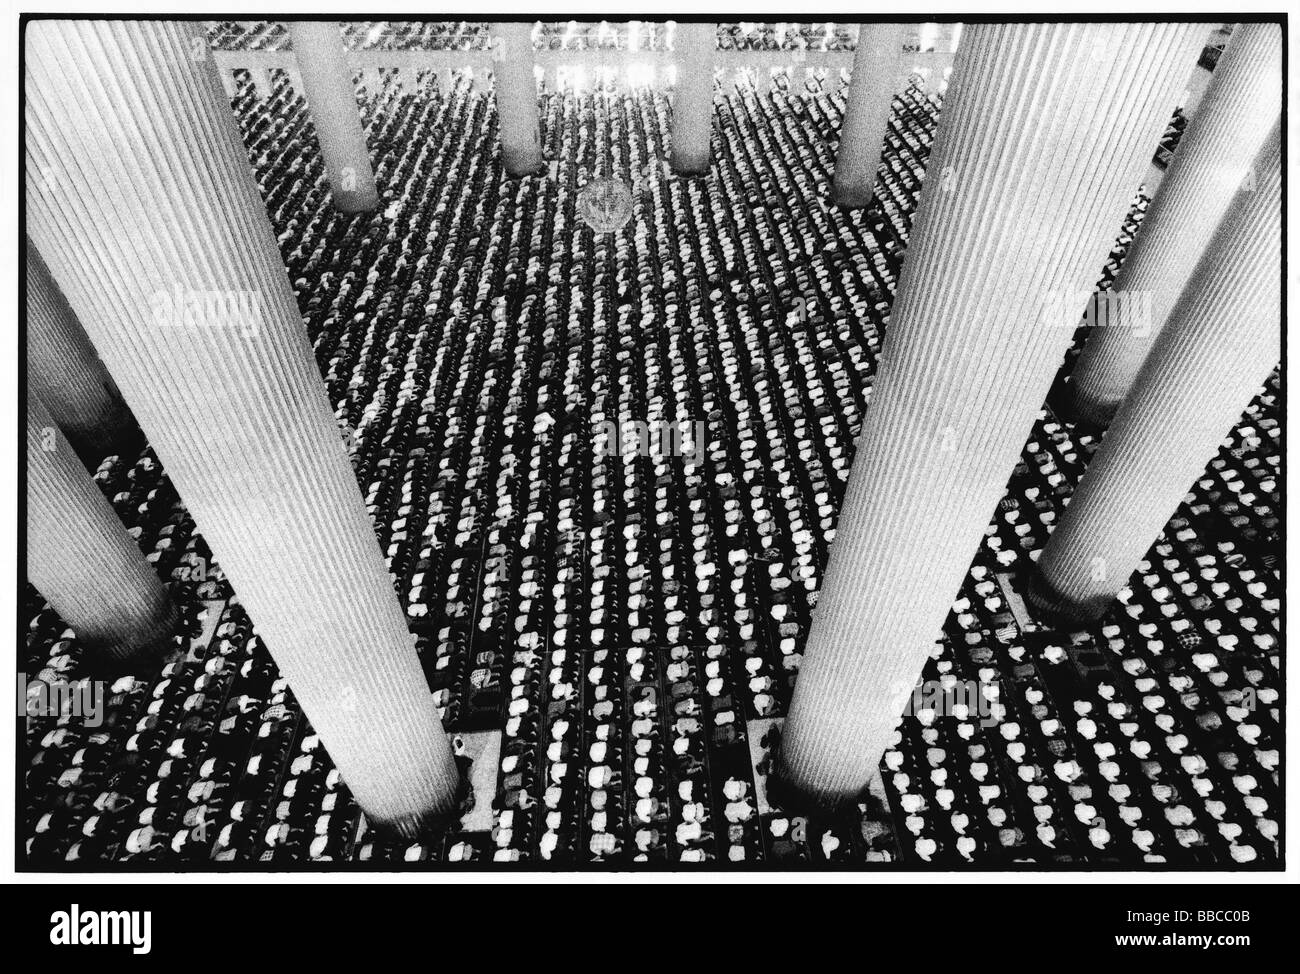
xmin=919 ymin=23 xmax=940 ymax=52
xmin=628 ymin=20 xmax=641 ymax=53
xmin=950 ymin=23 xmax=964 ymax=53
xmin=627 ymin=62 xmax=655 ymax=88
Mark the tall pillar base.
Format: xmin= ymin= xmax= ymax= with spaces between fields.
xmin=27 ymin=391 xmax=179 ymax=667
xmin=1056 ymin=381 xmax=1120 ymax=431
xmin=501 ymin=146 xmax=544 ymax=180
xmin=368 ymin=766 xmax=470 ymax=841
xmin=491 ymin=23 xmax=543 ymax=180
xmin=1022 ymin=568 xmax=1112 ymax=627
xmin=669 ymin=22 xmax=716 ymax=176
xmin=290 ymin=21 xmax=380 ymax=215
xmin=767 ymin=747 xmax=869 ymax=820
xmin=331 ymin=187 xmax=380 ymax=215
xmin=81 ymin=598 xmax=183 ymax=675
xmin=830 ymin=23 xmax=904 ymax=212
xmin=833 ymin=182 xmax=873 ymax=210
xmin=669 ymin=147 xmax=710 ymax=176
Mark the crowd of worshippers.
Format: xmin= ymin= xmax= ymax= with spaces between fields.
xmin=23 ymin=53 xmax=1279 ymax=867
xmin=207 ymin=21 xmax=867 ymax=55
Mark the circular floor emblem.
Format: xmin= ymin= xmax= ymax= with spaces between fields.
xmin=578 ymin=177 xmax=634 ymax=233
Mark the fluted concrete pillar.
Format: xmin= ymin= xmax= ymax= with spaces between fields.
xmin=1032 ymin=123 xmax=1280 ymax=621
xmin=491 ymin=22 xmax=543 ymax=177
xmin=26 ymin=20 xmax=458 ymax=835
xmin=1063 ymin=23 xmax=1282 ymax=427
xmin=27 ymin=394 xmax=176 ymax=661
xmin=26 ymin=240 xmax=138 ymax=469
xmin=289 ymin=21 xmax=379 ymax=213
xmin=774 ymin=23 xmax=1205 ymax=809
xmin=670 ymin=23 xmax=717 ymax=174
xmin=832 ymin=24 xmax=905 ymax=209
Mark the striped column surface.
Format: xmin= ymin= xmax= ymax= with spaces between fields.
xmin=1032 ymin=122 xmax=1281 ymax=620
xmin=27 ymin=393 xmax=177 ymax=661
xmin=775 ymin=23 xmax=1206 ymax=808
xmin=832 ymin=24 xmax=906 ymax=209
xmin=26 ymin=240 xmax=138 ymax=469
xmin=1063 ymin=23 xmax=1282 ymax=427
xmin=26 ymin=20 xmax=459 ymax=834
xmin=288 ymin=21 xmax=380 ymax=213
xmin=490 ymin=22 xmax=543 ymax=177
xmin=669 ymin=23 xmax=718 ymax=174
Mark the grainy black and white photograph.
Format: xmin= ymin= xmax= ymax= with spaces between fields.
xmin=9 ymin=0 xmax=1293 ymax=924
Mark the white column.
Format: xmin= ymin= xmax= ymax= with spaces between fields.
xmin=670 ymin=22 xmax=717 ymax=174
xmin=832 ymin=24 xmax=905 ymax=209
xmin=289 ymin=21 xmax=379 ymax=213
xmin=1032 ymin=123 xmax=1281 ymax=620
xmin=27 ymin=394 xmax=176 ymax=661
xmin=26 ymin=240 xmax=137 ymax=468
xmin=491 ymin=22 xmax=543 ymax=177
xmin=774 ymin=23 xmax=1205 ymax=809
xmin=1063 ymin=23 xmax=1282 ymax=426
xmin=26 ymin=20 xmax=458 ymax=835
